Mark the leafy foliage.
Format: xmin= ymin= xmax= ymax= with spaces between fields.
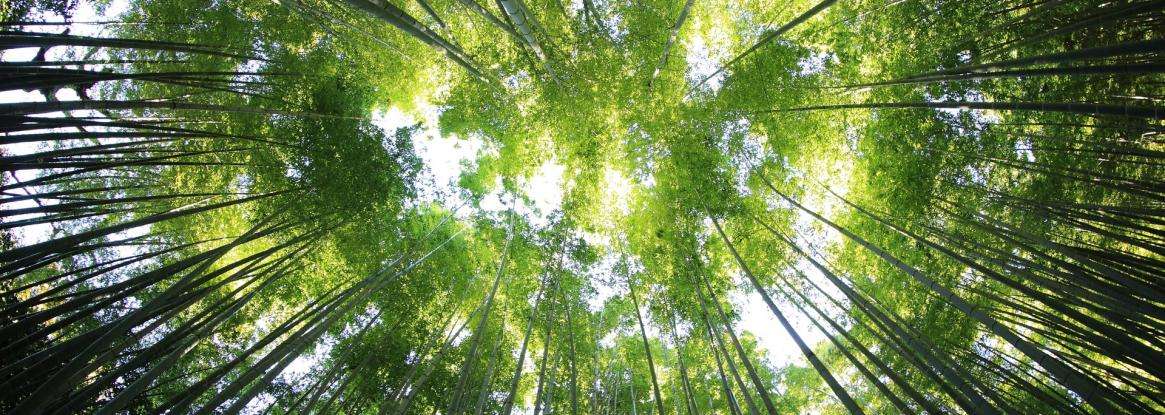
xmin=1 ymin=0 xmax=1162 ymax=414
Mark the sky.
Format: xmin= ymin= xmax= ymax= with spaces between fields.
xmin=1 ymin=0 xmax=146 ymax=261
xmin=374 ymin=94 xmax=835 ymax=374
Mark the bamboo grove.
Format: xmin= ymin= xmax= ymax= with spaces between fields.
xmin=0 ymin=0 xmax=1161 ymax=413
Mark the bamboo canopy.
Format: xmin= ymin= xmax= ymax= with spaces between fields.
xmin=1 ymin=0 xmax=1163 ymax=414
